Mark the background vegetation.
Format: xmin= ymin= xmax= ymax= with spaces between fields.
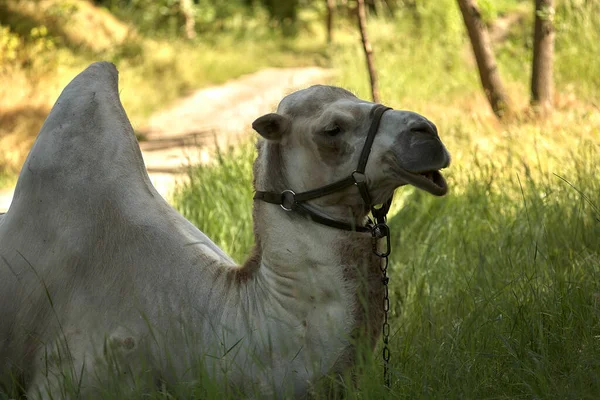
xmin=2 ymin=0 xmax=599 ymax=398
xmin=174 ymin=0 xmax=600 ymax=398
xmin=0 ymin=0 xmax=328 ymax=184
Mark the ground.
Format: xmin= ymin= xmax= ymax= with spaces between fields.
xmin=0 ymin=66 xmax=332 ymax=212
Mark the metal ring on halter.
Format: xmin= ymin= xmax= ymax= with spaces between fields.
xmin=280 ymin=190 xmax=296 ymax=211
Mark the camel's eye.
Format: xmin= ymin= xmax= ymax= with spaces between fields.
xmin=323 ymin=125 xmax=342 ymax=137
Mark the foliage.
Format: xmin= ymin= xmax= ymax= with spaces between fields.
xmin=0 ymin=26 xmax=20 ymax=65
xmin=92 ymin=0 xmax=313 ymax=37
xmin=0 ymin=25 xmax=56 ymax=70
xmin=0 ymin=0 xmax=326 ymax=186
xmin=0 ymin=0 xmax=132 ymax=52
xmin=491 ymin=0 xmax=599 ymax=102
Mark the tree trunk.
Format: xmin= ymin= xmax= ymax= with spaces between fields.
xmin=457 ymin=0 xmax=510 ymax=118
xmin=356 ymin=0 xmax=380 ymax=103
xmin=326 ymin=0 xmax=335 ymax=44
xmin=180 ymin=0 xmax=196 ymax=40
xmin=531 ymin=0 xmax=555 ymax=111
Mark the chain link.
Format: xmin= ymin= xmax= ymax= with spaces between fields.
xmin=372 ymin=215 xmax=391 ymax=388
xmin=380 ymin=251 xmax=391 ymax=388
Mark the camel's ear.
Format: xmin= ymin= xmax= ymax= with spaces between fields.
xmin=252 ymin=113 xmax=290 ymax=141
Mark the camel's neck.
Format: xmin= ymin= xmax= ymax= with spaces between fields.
xmin=220 ymin=202 xmax=383 ymax=378
xmin=244 ymin=141 xmax=384 ymax=330
xmin=202 ymin=142 xmax=385 ymax=391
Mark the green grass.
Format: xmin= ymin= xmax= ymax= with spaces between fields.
xmin=170 ymin=0 xmax=600 ymax=398
xmin=172 ymin=129 xmax=599 ymax=399
xmin=173 ymin=146 xmax=255 ymax=263
xmin=387 ymin=148 xmax=600 ymax=398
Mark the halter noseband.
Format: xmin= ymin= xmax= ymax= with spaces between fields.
xmin=254 ymin=104 xmax=393 ymax=233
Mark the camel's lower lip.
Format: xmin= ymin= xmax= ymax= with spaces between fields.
xmin=397 ymin=169 xmax=448 ymax=196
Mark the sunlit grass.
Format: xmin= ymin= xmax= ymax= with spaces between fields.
xmin=172 ymin=145 xmax=255 ymax=263
xmin=171 ymin=1 xmax=600 ymax=397
xmin=385 ymin=128 xmax=599 ymax=398
xmin=172 ymin=109 xmax=599 ymax=398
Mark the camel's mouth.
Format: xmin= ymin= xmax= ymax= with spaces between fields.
xmin=398 ymin=168 xmax=448 ymax=196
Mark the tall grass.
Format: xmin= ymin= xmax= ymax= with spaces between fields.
xmin=387 ymin=138 xmax=599 ymax=398
xmin=172 ymin=128 xmax=599 ymax=399
xmin=172 ymin=146 xmax=255 ymax=263
xmin=171 ymin=0 xmax=600 ymax=397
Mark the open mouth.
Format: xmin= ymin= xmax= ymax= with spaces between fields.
xmin=398 ymin=169 xmax=448 ymax=196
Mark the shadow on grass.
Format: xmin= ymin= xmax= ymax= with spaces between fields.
xmin=385 ymin=171 xmax=600 ymax=398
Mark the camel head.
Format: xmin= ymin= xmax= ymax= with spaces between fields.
xmin=252 ymin=85 xmax=451 ymax=222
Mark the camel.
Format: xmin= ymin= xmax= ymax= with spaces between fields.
xmin=0 ymin=62 xmax=450 ymax=398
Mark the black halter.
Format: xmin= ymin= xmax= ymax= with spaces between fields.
xmin=254 ymin=104 xmax=393 ymax=233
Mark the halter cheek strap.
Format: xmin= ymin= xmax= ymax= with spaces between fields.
xmin=254 ymin=104 xmax=393 ymax=232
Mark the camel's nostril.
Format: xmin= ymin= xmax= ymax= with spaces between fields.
xmin=409 ymin=121 xmax=438 ymax=137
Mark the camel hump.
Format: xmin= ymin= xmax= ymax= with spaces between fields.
xmin=9 ymin=62 xmax=155 ymax=215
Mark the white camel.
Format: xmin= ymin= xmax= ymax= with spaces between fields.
xmin=0 ymin=62 xmax=450 ymax=398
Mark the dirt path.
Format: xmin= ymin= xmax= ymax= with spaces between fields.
xmin=0 ymin=67 xmax=333 ymax=213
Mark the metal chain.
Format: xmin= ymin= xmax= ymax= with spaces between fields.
xmin=380 ymin=252 xmax=391 ymax=388
xmin=372 ymin=216 xmax=391 ymax=388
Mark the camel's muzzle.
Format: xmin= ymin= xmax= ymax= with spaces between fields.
xmin=391 ymin=121 xmax=451 ymax=196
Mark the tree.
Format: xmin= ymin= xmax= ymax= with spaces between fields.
xmin=457 ymin=0 xmax=511 ymax=118
xmin=326 ymin=0 xmax=335 ymax=43
xmin=259 ymin=0 xmax=301 ymax=36
xmin=356 ymin=0 xmax=380 ymax=103
xmin=180 ymin=0 xmax=196 ymax=40
xmin=531 ymin=0 xmax=555 ymax=111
